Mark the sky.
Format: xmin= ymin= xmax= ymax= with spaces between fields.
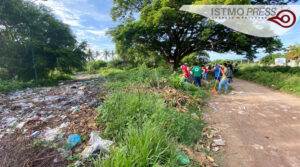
xmin=34 ymin=0 xmax=300 ymax=61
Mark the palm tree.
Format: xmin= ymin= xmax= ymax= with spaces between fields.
xmin=111 ymin=50 xmax=115 ymax=59
xmin=286 ymin=44 xmax=300 ymax=60
xmin=86 ymin=49 xmax=94 ymax=61
xmin=95 ymin=51 xmax=100 ymax=59
xmin=103 ymin=50 xmax=110 ymax=60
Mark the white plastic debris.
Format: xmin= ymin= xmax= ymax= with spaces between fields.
xmin=213 ymin=139 xmax=226 ymax=146
xmin=252 ymin=144 xmax=264 ymax=150
xmin=43 ymin=122 xmax=70 ymax=141
xmin=6 ymin=117 xmax=18 ymax=127
xmin=61 ymin=115 xmax=67 ymax=120
xmin=16 ymin=121 xmax=27 ymax=129
xmin=81 ymin=131 xmax=113 ymax=159
xmin=77 ymin=91 xmax=84 ymax=96
xmin=212 ymin=147 xmax=219 ymax=152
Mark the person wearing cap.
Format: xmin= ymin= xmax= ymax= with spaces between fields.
xmin=181 ymin=63 xmax=190 ymax=82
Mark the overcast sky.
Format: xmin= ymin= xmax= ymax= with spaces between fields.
xmin=34 ymin=0 xmax=300 ymax=60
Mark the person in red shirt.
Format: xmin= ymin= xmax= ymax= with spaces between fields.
xmin=181 ymin=63 xmax=190 ymax=82
xmin=202 ymin=65 xmax=208 ymax=82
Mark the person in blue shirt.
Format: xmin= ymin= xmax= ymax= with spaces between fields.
xmin=214 ymin=64 xmax=221 ymax=81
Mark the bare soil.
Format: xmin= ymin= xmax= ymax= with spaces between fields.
xmin=206 ymin=78 xmax=300 ymax=167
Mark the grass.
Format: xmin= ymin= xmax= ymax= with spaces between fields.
xmin=94 ymin=122 xmax=179 ymax=167
xmin=0 ymin=73 xmax=73 ymax=93
xmin=95 ymin=65 xmax=218 ymax=166
xmin=235 ymin=65 xmax=300 ymax=96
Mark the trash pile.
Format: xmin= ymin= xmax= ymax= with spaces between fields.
xmin=181 ymin=126 xmax=226 ymax=167
xmin=0 ymin=77 xmax=111 ymax=166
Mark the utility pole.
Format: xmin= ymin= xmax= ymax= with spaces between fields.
xmin=30 ymin=29 xmax=38 ymax=81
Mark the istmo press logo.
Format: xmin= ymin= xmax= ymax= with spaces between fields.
xmin=180 ymin=5 xmax=300 ymax=37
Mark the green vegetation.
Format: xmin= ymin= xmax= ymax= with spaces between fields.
xmin=86 ymin=60 xmax=107 ymax=73
xmin=181 ymin=51 xmax=210 ymax=66
xmin=109 ymin=0 xmax=283 ymax=69
xmin=286 ymin=44 xmax=300 ymax=60
xmin=236 ymin=65 xmax=300 ymax=96
xmin=95 ymin=122 xmax=179 ymax=167
xmin=0 ymin=73 xmax=73 ymax=93
xmin=260 ymin=53 xmax=284 ymax=65
xmin=0 ymin=0 xmax=90 ymax=92
xmin=95 ymin=65 xmax=213 ymax=165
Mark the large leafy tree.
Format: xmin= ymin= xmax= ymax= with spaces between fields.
xmin=109 ymin=0 xmax=293 ymax=69
xmin=0 ymin=0 xmax=88 ymax=80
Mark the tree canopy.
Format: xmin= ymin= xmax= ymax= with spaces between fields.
xmin=285 ymin=44 xmax=300 ymax=60
xmin=0 ymin=0 xmax=88 ymax=80
xmin=108 ymin=0 xmax=294 ymax=70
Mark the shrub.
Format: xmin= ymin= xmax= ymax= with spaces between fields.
xmin=86 ymin=60 xmax=107 ymax=72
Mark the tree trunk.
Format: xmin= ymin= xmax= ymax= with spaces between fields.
xmin=166 ymin=56 xmax=181 ymax=71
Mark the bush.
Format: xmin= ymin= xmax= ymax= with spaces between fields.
xmin=107 ymin=58 xmax=129 ymax=69
xmin=86 ymin=60 xmax=107 ymax=72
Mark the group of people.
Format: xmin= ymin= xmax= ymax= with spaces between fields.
xmin=180 ymin=61 xmax=238 ymax=94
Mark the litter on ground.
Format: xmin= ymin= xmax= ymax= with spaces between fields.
xmin=0 ymin=77 xmax=106 ymax=166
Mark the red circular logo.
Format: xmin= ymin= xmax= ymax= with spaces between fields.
xmin=267 ymin=10 xmax=296 ymax=28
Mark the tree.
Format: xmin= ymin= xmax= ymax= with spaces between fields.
xmin=95 ymin=51 xmax=100 ymax=59
xmin=181 ymin=51 xmax=209 ymax=66
xmin=109 ymin=0 xmax=288 ymax=70
xmin=285 ymin=44 xmax=300 ymax=60
xmin=86 ymin=49 xmax=95 ymax=61
xmin=111 ymin=50 xmax=115 ymax=59
xmin=261 ymin=53 xmax=283 ymax=65
xmin=103 ymin=50 xmax=111 ymax=60
xmin=0 ymin=0 xmax=88 ymax=80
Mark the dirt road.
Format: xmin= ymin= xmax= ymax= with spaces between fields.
xmin=206 ymin=78 xmax=300 ymax=167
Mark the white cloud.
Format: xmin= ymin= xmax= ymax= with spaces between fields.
xmin=63 ymin=20 xmax=81 ymax=27
xmin=86 ymin=29 xmax=108 ymax=37
xmin=34 ymin=0 xmax=82 ymax=27
xmin=32 ymin=0 xmax=116 ymax=54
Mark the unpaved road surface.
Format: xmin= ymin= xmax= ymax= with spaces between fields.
xmin=206 ymin=78 xmax=300 ymax=167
